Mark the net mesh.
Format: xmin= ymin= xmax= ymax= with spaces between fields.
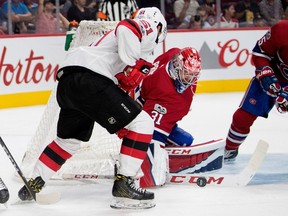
xmin=21 ymin=21 xmax=121 ymax=179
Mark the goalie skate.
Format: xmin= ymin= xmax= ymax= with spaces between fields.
xmin=110 ymin=174 xmax=155 ymax=209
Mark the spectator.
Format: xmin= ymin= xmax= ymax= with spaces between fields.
xmin=199 ymin=0 xmax=216 ymax=26
xmin=235 ymin=0 xmax=262 ymax=27
xmin=165 ymin=0 xmax=177 ymax=29
xmin=24 ymin=0 xmax=38 ymax=16
xmin=86 ymin=0 xmax=100 ymax=14
xmin=67 ymin=0 xmax=97 ymax=23
xmin=178 ymin=5 xmax=212 ymax=29
xmin=60 ymin=0 xmax=73 ymax=17
xmin=174 ymin=0 xmax=199 ymax=28
xmin=215 ymin=2 xmax=239 ymax=28
xmin=201 ymin=0 xmax=216 ymax=16
xmin=259 ymin=0 xmax=285 ymax=26
xmin=1 ymin=0 xmax=33 ymax=34
xmin=23 ymin=0 xmax=39 ymax=32
xmin=0 ymin=8 xmax=7 ymax=34
xmin=97 ymin=0 xmax=138 ymax=21
xmin=253 ymin=16 xmax=268 ymax=27
xmin=35 ymin=0 xmax=69 ymax=34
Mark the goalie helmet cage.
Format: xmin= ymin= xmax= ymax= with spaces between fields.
xmin=20 ymin=21 xmax=122 ymax=180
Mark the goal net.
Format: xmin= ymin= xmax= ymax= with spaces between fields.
xmin=20 ymin=21 xmax=121 ymax=180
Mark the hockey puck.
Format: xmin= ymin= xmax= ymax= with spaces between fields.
xmin=196 ymin=177 xmax=207 ymax=187
xmin=0 ymin=189 xmax=9 ymax=204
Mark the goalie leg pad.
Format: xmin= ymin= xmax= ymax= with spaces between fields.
xmin=140 ymin=140 xmax=169 ymax=187
xmin=168 ymin=140 xmax=225 ymax=174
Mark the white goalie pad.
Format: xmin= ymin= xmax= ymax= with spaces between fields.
xmin=139 ymin=139 xmax=224 ymax=187
xmin=140 ymin=140 xmax=169 ymax=188
xmin=166 ymin=139 xmax=225 ymax=174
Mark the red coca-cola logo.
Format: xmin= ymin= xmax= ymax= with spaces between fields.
xmin=0 ymin=47 xmax=58 ymax=86
xmin=218 ymin=39 xmax=254 ymax=67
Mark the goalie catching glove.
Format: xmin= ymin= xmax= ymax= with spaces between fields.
xmin=255 ymin=66 xmax=281 ymax=97
xmin=275 ymin=86 xmax=288 ymax=114
xmin=116 ymin=59 xmax=153 ymax=91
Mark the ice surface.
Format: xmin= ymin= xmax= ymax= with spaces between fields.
xmin=0 ymin=92 xmax=287 ymax=216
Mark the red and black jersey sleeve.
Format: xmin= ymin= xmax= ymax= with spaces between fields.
xmin=115 ymin=19 xmax=142 ymax=42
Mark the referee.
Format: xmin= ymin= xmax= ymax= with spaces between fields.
xmin=97 ymin=0 xmax=139 ymax=21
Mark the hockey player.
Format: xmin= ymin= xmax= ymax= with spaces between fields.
xmin=225 ymin=20 xmax=288 ymax=161
xmin=138 ymin=47 xmax=202 ymax=187
xmin=18 ymin=7 xmax=167 ymax=209
xmin=0 ymin=177 xmax=9 ymax=204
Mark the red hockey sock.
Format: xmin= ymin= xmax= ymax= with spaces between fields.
xmin=226 ymin=108 xmax=257 ymax=150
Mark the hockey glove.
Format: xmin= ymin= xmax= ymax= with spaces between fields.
xmin=275 ymin=86 xmax=288 ymax=114
xmin=255 ymin=66 xmax=281 ymax=97
xmin=115 ymin=60 xmax=153 ymax=91
xmin=133 ymin=59 xmax=153 ymax=74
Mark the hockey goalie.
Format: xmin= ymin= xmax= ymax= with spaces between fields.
xmin=123 ymin=47 xmax=225 ymax=187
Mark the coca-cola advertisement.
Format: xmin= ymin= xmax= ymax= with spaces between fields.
xmin=0 ymin=28 xmax=269 ymax=108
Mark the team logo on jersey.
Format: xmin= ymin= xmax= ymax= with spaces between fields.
xmin=154 ymin=104 xmax=167 ymax=114
xmin=249 ymin=98 xmax=257 ymax=105
xmin=108 ymin=117 xmax=116 ymax=124
xmin=265 ymin=30 xmax=271 ymax=40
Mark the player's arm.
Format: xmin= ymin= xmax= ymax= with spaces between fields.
xmin=252 ymin=26 xmax=282 ymax=98
xmin=115 ymin=20 xmax=153 ymax=91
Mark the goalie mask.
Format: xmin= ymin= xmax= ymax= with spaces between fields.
xmin=135 ymin=7 xmax=167 ymax=43
xmin=168 ymin=47 xmax=202 ymax=94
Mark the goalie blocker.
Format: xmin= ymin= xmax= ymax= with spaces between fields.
xmin=139 ymin=139 xmax=225 ymax=187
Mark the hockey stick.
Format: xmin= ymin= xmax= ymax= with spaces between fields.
xmin=0 ymin=136 xmax=60 ymax=204
xmin=167 ymin=139 xmax=269 ymax=187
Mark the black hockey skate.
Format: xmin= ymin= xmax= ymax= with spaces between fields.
xmin=110 ymin=174 xmax=155 ymax=209
xmin=224 ymin=149 xmax=238 ymax=162
xmin=0 ymin=178 xmax=9 ymax=204
xmin=18 ymin=176 xmax=45 ymax=201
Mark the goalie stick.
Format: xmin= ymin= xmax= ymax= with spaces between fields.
xmin=167 ymin=139 xmax=269 ymax=187
xmin=0 ymin=136 xmax=60 ymax=205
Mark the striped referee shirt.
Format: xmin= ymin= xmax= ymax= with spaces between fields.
xmin=97 ymin=0 xmax=139 ymax=21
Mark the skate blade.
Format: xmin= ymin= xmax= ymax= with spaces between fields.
xmin=110 ymin=197 xmax=156 ymax=209
xmin=10 ymin=198 xmax=34 ymax=205
xmin=0 ymin=202 xmax=8 ymax=208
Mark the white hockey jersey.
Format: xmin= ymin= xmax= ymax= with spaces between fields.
xmin=59 ymin=18 xmax=159 ymax=84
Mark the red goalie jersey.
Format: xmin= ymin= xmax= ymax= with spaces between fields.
xmin=140 ymin=48 xmax=197 ymax=135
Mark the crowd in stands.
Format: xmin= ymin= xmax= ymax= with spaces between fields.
xmin=0 ymin=0 xmax=287 ymax=35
